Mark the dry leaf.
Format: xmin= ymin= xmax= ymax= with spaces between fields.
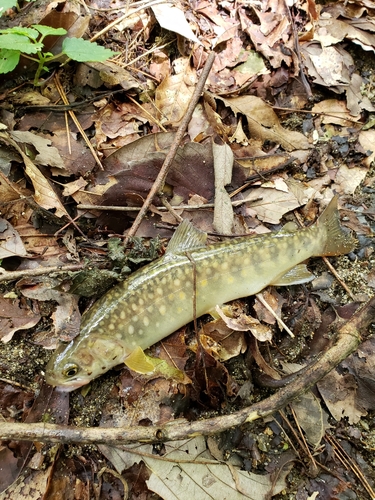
xmin=0 ymin=297 xmax=41 ymax=343
xmin=212 ymin=141 xmax=234 ymax=235
xmin=0 ymin=219 xmax=28 ymax=259
xmin=152 ymin=4 xmax=201 ymax=44
xmin=218 ymin=95 xmax=310 ymax=151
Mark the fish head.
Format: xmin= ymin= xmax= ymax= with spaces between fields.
xmin=45 ymin=334 xmax=127 ymax=391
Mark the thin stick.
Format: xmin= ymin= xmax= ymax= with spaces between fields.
xmin=255 ymin=292 xmax=295 ymax=338
xmin=322 ymin=256 xmax=356 ymax=300
xmin=0 ymin=264 xmax=85 ymax=282
xmin=54 ymin=74 xmax=104 ymax=171
xmin=77 ymin=197 xmax=252 ymax=212
xmin=1 ymin=297 xmax=373 ymax=445
xmin=123 ymin=51 xmax=216 ymax=246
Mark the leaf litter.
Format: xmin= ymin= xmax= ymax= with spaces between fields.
xmin=0 ymin=0 xmax=375 ymax=498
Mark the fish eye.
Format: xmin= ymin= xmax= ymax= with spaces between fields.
xmin=63 ymin=364 xmax=79 ymax=378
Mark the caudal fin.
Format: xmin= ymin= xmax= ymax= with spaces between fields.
xmin=316 ymin=197 xmax=356 ymax=256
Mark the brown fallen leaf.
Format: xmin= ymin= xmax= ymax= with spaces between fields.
xmin=0 ymin=218 xmax=28 ymax=259
xmin=0 ymin=297 xmax=41 ymax=343
xmin=215 ymin=305 xmax=272 ymax=342
xmin=217 ymin=95 xmax=310 ymax=151
xmin=0 ymin=133 xmax=69 ymax=219
xmin=155 ymin=58 xmax=197 ymax=125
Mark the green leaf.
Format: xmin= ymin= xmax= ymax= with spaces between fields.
xmin=0 ymin=27 xmax=39 ymax=39
xmin=0 ymin=0 xmax=17 ymax=17
xmin=32 ymin=25 xmax=67 ymax=37
xmin=0 ymin=33 xmax=42 ymax=54
xmin=0 ymin=48 xmax=20 ymax=73
xmin=62 ymin=37 xmax=119 ymax=62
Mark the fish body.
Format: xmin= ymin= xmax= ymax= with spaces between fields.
xmin=46 ymin=197 xmax=355 ymax=390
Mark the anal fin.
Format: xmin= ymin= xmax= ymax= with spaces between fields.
xmin=271 ymin=264 xmax=315 ymax=286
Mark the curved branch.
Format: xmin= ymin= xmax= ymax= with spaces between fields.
xmin=1 ymin=297 xmax=374 ymax=445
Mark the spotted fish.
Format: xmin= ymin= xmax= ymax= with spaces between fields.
xmin=45 ymin=197 xmax=355 ymax=390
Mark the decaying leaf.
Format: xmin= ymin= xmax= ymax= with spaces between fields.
xmin=0 ymin=133 xmax=68 ymax=218
xmin=152 ymin=4 xmax=201 ymax=44
xmin=155 ymin=59 xmax=196 ymax=125
xmin=10 ymin=131 xmax=65 ymax=170
xmin=0 ymin=297 xmax=41 ymax=343
xmin=0 ymin=218 xmax=28 ymax=259
xmin=215 ymin=305 xmax=272 ymax=342
xmin=99 ymin=437 xmax=291 ymax=500
xmin=18 ymin=279 xmax=80 ymax=344
xmin=217 ymin=95 xmax=310 ymax=151
xmin=212 ymin=141 xmax=234 ymax=234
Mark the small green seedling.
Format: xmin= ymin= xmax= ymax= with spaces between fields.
xmin=0 ymin=0 xmax=22 ymax=17
xmin=0 ymin=24 xmax=119 ymax=85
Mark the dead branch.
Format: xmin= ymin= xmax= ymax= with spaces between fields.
xmin=0 ymin=264 xmax=85 ymax=283
xmin=1 ymin=297 xmax=374 ymax=445
xmin=123 ymin=51 xmax=216 ymax=246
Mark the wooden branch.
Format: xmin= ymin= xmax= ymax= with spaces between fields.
xmin=1 ymin=297 xmax=374 ymax=445
xmin=0 ymin=264 xmax=85 ymax=282
xmin=123 ymin=51 xmax=216 ymax=246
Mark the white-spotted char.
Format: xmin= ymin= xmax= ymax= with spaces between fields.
xmin=46 ymin=197 xmax=355 ymax=390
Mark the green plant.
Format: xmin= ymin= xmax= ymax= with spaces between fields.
xmin=0 ymin=0 xmax=36 ymax=17
xmin=0 ymin=25 xmax=119 ymax=85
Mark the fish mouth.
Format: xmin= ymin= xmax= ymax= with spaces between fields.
xmin=46 ymin=377 xmax=91 ymax=392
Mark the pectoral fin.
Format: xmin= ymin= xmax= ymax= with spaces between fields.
xmin=125 ymin=346 xmax=188 ymax=382
xmin=125 ymin=346 xmax=154 ymax=373
xmin=271 ymin=264 xmax=315 ymax=286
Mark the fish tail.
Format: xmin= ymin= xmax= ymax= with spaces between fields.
xmin=315 ymin=196 xmax=356 ymax=256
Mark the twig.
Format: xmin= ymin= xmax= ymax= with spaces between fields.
xmin=89 ymin=0 xmax=171 ymax=42
xmin=54 ymin=74 xmax=104 ymax=171
xmin=255 ymin=292 xmax=295 ymax=338
xmin=123 ymin=51 xmax=216 ymax=246
xmin=1 ymin=297 xmax=373 ymax=445
xmin=322 ymin=256 xmax=356 ymax=300
xmin=77 ymin=198 xmax=251 ymax=211
xmin=0 ymin=264 xmax=85 ymax=283
xmin=325 ymin=433 xmax=375 ymax=499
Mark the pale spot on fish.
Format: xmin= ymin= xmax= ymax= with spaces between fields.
xmin=179 ymin=292 xmax=186 ymax=300
xmin=116 ymin=333 xmax=122 ymax=339
xmin=177 ymin=307 xmax=182 ymax=313
xmin=168 ymin=293 xmax=174 ymax=301
xmin=139 ymin=329 xmax=143 ymax=335
xmin=227 ymin=276 xmax=235 ymax=284
xmin=156 ymin=287 xmax=163 ymax=296
xmin=128 ymin=325 xmax=134 ymax=335
xmin=143 ymin=316 xmax=150 ymax=327
xmin=133 ymin=315 xmax=139 ymax=323
xmin=156 ymin=322 xmax=160 ymax=328
xmin=161 ymin=277 xmax=167 ymax=285
xmin=212 ymin=261 xmax=219 ymax=268
xmin=200 ymin=279 xmax=208 ymax=287
xmin=139 ymin=298 xmax=144 ymax=306
xmin=159 ymin=304 xmax=167 ymax=315
xmin=244 ymin=257 xmax=250 ymax=265
xmin=120 ymin=311 xmax=126 ymax=320
xmin=148 ymin=293 xmax=154 ymax=300
xmin=174 ymin=279 xmax=181 ymax=287
xmin=109 ymin=323 xmax=115 ymax=330
xmin=221 ymin=262 xmax=229 ymax=271
xmin=147 ymin=305 xmax=154 ymax=313
xmin=131 ymin=303 xmax=138 ymax=312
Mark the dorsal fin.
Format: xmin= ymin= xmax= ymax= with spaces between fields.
xmin=165 ymin=219 xmax=207 ymax=256
xmin=279 ymin=221 xmax=298 ymax=234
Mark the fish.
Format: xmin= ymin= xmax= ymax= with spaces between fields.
xmin=45 ymin=196 xmax=355 ymax=391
